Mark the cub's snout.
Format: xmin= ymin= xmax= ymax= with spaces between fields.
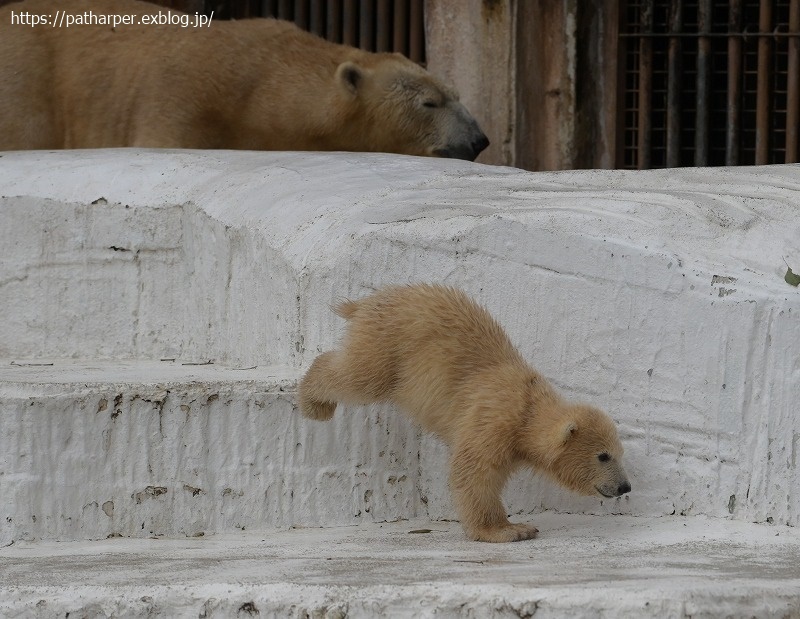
xmin=596 ymin=479 xmax=632 ymax=498
xmin=594 ymin=459 xmax=631 ymax=498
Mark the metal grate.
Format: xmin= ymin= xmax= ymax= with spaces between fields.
xmin=204 ymin=0 xmax=426 ymax=63
xmin=620 ymin=0 xmax=799 ymax=168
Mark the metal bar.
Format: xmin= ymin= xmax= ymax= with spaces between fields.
xmin=409 ymin=0 xmax=424 ymax=63
xmin=376 ymin=0 xmax=391 ymax=52
xmin=278 ymin=0 xmax=292 ymax=21
xmin=726 ymin=0 xmax=742 ymax=166
xmin=262 ymin=0 xmax=277 ymax=18
xmin=360 ymin=0 xmax=375 ymax=50
xmin=787 ymin=0 xmax=800 ymax=162
xmin=613 ymin=2 xmax=627 ymax=168
xmin=309 ymin=0 xmax=324 ymax=36
xmin=666 ymin=0 xmax=682 ymax=167
xmin=695 ymin=0 xmax=711 ymax=166
xmin=327 ymin=0 xmax=343 ymax=43
xmin=393 ymin=0 xmax=409 ymax=56
xmin=343 ymin=0 xmax=358 ymax=46
xmin=294 ymin=0 xmax=308 ymax=30
xmin=619 ymin=31 xmax=800 ymax=38
xmin=756 ymin=0 xmax=772 ymax=165
xmin=638 ymin=0 xmax=654 ymax=169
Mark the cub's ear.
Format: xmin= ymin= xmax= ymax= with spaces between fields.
xmin=336 ymin=61 xmax=363 ymax=96
xmin=531 ymin=418 xmax=577 ymax=466
xmin=559 ymin=420 xmax=577 ymax=445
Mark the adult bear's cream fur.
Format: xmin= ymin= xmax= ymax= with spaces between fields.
xmin=0 ymin=0 xmax=488 ymax=159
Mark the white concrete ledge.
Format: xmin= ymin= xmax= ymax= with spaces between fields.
xmin=2 ymin=514 xmax=800 ymax=618
xmin=1 ymin=150 xmax=799 ymax=546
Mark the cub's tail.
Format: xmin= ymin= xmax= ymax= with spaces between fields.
xmin=333 ymin=298 xmax=360 ymax=320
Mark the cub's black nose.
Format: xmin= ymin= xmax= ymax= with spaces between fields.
xmin=618 ymin=481 xmax=632 ymax=495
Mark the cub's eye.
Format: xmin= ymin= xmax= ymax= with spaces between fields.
xmin=598 ymin=453 xmax=611 ymax=463
xmin=422 ymin=100 xmax=438 ymax=108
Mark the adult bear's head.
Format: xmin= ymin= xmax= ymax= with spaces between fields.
xmin=335 ymin=55 xmax=489 ymax=161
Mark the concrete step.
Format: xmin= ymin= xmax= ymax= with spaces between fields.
xmin=0 ymin=359 xmax=422 ymax=545
xmin=2 ymin=514 xmax=799 ymax=618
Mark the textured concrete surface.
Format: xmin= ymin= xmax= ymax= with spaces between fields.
xmin=0 ymin=360 xmax=417 ymax=544
xmin=2 ymin=514 xmax=800 ymax=618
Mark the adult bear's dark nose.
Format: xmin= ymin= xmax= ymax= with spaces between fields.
xmin=435 ymin=134 xmax=490 ymax=161
xmin=617 ymin=481 xmax=631 ymax=496
xmin=471 ymin=133 xmax=490 ymax=159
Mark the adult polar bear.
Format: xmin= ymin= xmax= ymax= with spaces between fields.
xmin=0 ymin=0 xmax=489 ymax=160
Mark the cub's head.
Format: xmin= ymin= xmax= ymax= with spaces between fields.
xmin=530 ymin=403 xmax=631 ymax=499
xmin=335 ymin=55 xmax=489 ymax=161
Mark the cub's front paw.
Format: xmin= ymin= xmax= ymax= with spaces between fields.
xmin=469 ymin=522 xmax=539 ymax=543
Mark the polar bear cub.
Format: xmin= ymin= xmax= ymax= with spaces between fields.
xmin=299 ymin=284 xmax=630 ymax=542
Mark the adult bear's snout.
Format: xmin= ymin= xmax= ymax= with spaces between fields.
xmin=435 ymin=132 xmax=490 ymax=161
xmin=470 ymin=133 xmax=490 ymax=160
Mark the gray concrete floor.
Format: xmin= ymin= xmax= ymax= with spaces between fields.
xmin=2 ymin=513 xmax=800 ymax=618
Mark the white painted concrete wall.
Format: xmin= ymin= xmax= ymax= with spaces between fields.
xmin=1 ymin=362 xmax=419 ymax=543
xmin=1 ymin=150 xmax=798 ymax=542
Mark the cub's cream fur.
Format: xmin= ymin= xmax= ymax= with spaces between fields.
xmin=299 ymin=284 xmax=630 ymax=542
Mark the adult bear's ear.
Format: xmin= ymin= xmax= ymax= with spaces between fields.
xmin=336 ymin=61 xmax=363 ymax=96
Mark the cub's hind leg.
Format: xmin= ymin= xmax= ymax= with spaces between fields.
xmin=298 ymin=352 xmax=340 ymax=421
xmin=299 ymin=347 xmax=391 ymax=420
